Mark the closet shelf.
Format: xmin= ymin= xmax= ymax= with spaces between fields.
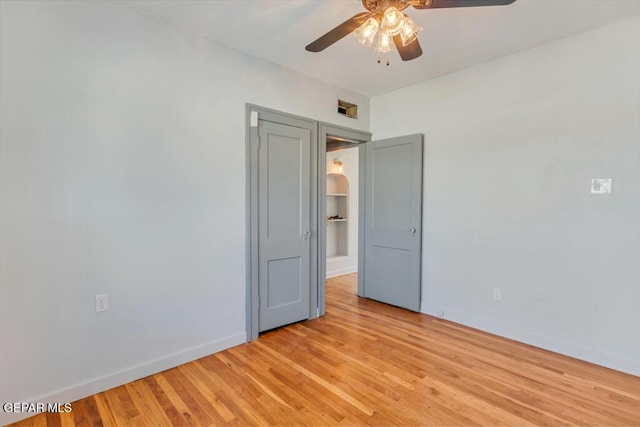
xmin=326 ymin=173 xmax=349 ymax=258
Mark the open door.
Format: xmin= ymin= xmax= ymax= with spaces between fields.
xmin=360 ymin=134 xmax=423 ymax=311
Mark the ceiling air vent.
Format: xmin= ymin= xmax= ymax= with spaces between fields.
xmin=337 ymin=99 xmax=358 ymax=119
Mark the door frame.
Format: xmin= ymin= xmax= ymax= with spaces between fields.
xmin=317 ymin=123 xmax=371 ymax=316
xmin=246 ymin=105 xmax=371 ymax=340
xmin=245 ymin=105 xmax=318 ymax=341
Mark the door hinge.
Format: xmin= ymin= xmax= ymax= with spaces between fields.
xmin=257 ymin=136 xmax=260 ymax=150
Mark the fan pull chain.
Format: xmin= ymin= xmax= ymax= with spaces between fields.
xmin=376 ymin=54 xmax=391 ymax=66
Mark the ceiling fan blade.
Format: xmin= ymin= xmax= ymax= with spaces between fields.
xmin=414 ymin=0 xmax=516 ymax=9
xmin=393 ymin=36 xmax=423 ymax=61
xmin=305 ymin=12 xmax=371 ymax=52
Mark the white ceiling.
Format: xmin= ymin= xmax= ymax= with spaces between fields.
xmin=131 ymin=0 xmax=639 ymax=97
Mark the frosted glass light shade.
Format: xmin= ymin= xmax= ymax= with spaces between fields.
xmin=376 ymin=32 xmax=392 ymax=53
xmin=400 ymin=16 xmax=423 ymax=46
xmin=380 ymin=7 xmax=405 ymax=36
xmin=354 ymin=17 xmax=379 ymax=47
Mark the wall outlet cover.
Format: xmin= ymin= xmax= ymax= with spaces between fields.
xmin=591 ymin=178 xmax=612 ymax=194
xmin=96 ymin=294 xmax=109 ymax=312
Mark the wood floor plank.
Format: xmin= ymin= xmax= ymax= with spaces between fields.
xmin=253 ymin=340 xmax=376 ymax=418
xmin=177 ymin=362 xmax=238 ymax=424
xmin=9 ymin=273 xmax=640 ymax=426
xmin=124 ymin=378 xmax=174 ymax=425
xmin=92 ymin=394 xmax=121 ymax=427
xmin=141 ymin=375 xmax=190 ymax=426
xmin=229 ymin=344 xmax=367 ymax=425
xmin=43 ymin=413 xmax=60 ymax=427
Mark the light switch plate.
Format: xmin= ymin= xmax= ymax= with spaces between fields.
xmin=591 ymin=178 xmax=612 ymax=194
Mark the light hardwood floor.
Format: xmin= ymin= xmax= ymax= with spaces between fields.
xmin=11 ymin=273 xmax=640 ymax=426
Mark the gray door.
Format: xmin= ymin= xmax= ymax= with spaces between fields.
xmin=362 ymin=134 xmax=423 ymax=311
xmin=258 ymin=120 xmax=311 ymax=331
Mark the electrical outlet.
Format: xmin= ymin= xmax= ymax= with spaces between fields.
xmin=96 ymin=294 xmax=109 ymax=312
xmin=492 ymin=288 xmax=502 ymax=301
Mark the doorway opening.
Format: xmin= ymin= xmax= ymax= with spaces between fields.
xmin=247 ymin=107 xmax=423 ymax=339
xmin=318 ymin=124 xmax=371 ymax=316
xmin=246 ymin=106 xmax=371 ymax=339
xmin=325 ymin=143 xmax=359 ymax=283
xmin=245 ymin=104 xmax=423 ymax=341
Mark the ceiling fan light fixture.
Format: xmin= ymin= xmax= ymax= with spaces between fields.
xmin=400 ymin=15 xmax=422 ymax=46
xmin=354 ymin=17 xmax=379 ymax=47
xmin=305 ymin=0 xmax=519 ymax=64
xmin=380 ymin=7 xmax=405 ymax=36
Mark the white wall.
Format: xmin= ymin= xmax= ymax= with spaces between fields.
xmin=0 ymin=1 xmax=369 ymax=423
xmin=326 ymin=147 xmax=359 ymax=277
xmin=371 ymin=17 xmax=640 ymax=376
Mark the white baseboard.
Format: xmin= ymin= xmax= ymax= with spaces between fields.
xmin=1 ymin=332 xmax=246 ymax=425
xmin=422 ymin=305 xmax=640 ymax=377
xmin=326 ymin=266 xmax=357 ymax=279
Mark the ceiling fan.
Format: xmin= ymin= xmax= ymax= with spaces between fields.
xmin=305 ymin=0 xmax=518 ymax=64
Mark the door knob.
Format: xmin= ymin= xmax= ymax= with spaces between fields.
xmin=409 ymin=227 xmax=416 ymax=236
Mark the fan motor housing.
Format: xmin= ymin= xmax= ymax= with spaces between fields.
xmin=361 ymin=0 xmax=434 ymax=12
xmin=362 ymin=0 xmax=411 ymax=13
